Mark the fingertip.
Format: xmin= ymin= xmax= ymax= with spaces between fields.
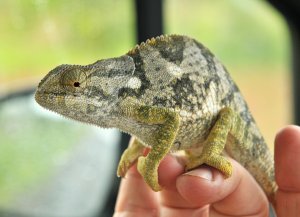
xmin=158 ymin=154 xmax=185 ymax=190
xmin=115 ymin=164 xmax=159 ymax=212
xmin=184 ymin=165 xmax=213 ymax=181
xmin=275 ymin=125 xmax=300 ymax=149
xmin=274 ymin=125 xmax=300 ymax=216
xmin=176 ymin=165 xmax=226 ymax=207
xmin=275 ymin=125 xmax=300 ymax=191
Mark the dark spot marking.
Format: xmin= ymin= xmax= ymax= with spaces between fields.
xmin=203 ymin=76 xmax=219 ymax=90
xmin=153 ymin=96 xmax=168 ymax=107
xmin=220 ymin=81 xmax=240 ymax=105
xmin=172 ymin=75 xmax=195 ymax=108
xmin=221 ymin=92 xmax=234 ymax=105
xmin=157 ymin=36 xmax=185 ymax=65
xmin=193 ymin=40 xmax=217 ymax=73
xmin=118 ymin=87 xmax=139 ymax=98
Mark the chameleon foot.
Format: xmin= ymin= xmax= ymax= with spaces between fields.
xmin=117 ymin=156 xmax=133 ymax=177
xmin=117 ymin=138 xmax=145 ymax=177
xmin=137 ymin=156 xmax=161 ymax=191
xmin=185 ymin=154 xmax=232 ymax=178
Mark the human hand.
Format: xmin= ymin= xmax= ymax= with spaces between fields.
xmin=114 ymin=125 xmax=300 ymax=217
xmin=275 ymin=125 xmax=300 ymax=217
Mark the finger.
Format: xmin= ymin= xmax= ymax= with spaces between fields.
xmin=158 ymin=154 xmax=193 ymax=208
xmin=176 ymin=159 xmax=269 ymax=216
xmin=158 ymin=155 xmax=210 ymax=216
xmin=275 ymin=125 xmax=300 ymax=216
xmin=275 ymin=125 xmax=300 ymax=190
xmin=114 ymin=165 xmax=159 ymax=217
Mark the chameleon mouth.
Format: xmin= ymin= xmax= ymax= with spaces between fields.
xmin=34 ymin=90 xmax=47 ymax=107
xmin=35 ymin=90 xmax=66 ymax=109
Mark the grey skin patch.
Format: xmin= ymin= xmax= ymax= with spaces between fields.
xmin=203 ymin=76 xmax=219 ymax=90
xmin=220 ymin=82 xmax=241 ymax=106
xmin=221 ymin=91 xmax=235 ymax=106
xmin=120 ymin=51 xmax=151 ymax=99
xmin=92 ymin=55 xmax=135 ymax=78
xmin=157 ymin=36 xmax=185 ymax=65
xmin=193 ymin=40 xmax=217 ymax=73
xmin=86 ymin=86 xmax=110 ymax=100
xmin=171 ymin=74 xmax=196 ymax=109
xmin=87 ymin=104 xmax=97 ymax=114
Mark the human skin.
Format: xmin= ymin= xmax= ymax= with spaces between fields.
xmin=275 ymin=125 xmax=300 ymax=216
xmin=114 ymin=125 xmax=300 ymax=217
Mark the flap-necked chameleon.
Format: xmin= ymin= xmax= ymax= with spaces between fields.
xmin=35 ymin=35 xmax=277 ymax=204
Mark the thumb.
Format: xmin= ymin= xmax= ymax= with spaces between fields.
xmin=176 ymin=159 xmax=268 ymax=215
xmin=275 ymin=125 xmax=300 ymax=216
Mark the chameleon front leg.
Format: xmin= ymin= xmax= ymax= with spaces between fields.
xmin=186 ymin=107 xmax=239 ymax=178
xmin=117 ymin=138 xmax=145 ymax=177
xmin=137 ymin=118 xmax=178 ymax=191
xmin=119 ymin=101 xmax=180 ymax=191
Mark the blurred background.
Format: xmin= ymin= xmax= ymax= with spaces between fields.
xmin=0 ymin=0 xmax=292 ymax=216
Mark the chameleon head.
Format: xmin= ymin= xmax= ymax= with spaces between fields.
xmin=35 ymin=55 xmax=136 ymax=128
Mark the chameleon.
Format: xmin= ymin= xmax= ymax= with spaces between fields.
xmin=35 ymin=34 xmax=277 ymax=204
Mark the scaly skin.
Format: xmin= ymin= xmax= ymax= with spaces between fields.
xmin=35 ymin=34 xmax=277 ymax=204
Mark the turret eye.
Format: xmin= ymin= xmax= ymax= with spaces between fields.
xmin=60 ymin=68 xmax=89 ymax=92
xmin=73 ymin=81 xmax=80 ymax=87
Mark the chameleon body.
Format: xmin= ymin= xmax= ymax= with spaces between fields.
xmin=35 ymin=35 xmax=277 ymax=203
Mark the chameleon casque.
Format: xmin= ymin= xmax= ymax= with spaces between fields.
xmin=35 ymin=35 xmax=277 ymax=204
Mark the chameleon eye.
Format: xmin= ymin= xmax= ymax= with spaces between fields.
xmin=60 ymin=68 xmax=89 ymax=92
xmin=73 ymin=81 xmax=80 ymax=87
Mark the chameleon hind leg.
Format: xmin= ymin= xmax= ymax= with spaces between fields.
xmin=117 ymin=138 xmax=145 ymax=177
xmin=185 ymin=107 xmax=239 ymax=178
xmin=119 ymin=100 xmax=180 ymax=191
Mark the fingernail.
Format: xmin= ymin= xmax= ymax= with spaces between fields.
xmin=184 ymin=166 xmax=213 ymax=181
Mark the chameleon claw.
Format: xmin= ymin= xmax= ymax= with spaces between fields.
xmin=117 ymin=160 xmax=130 ymax=178
xmin=185 ymin=154 xmax=233 ymax=178
xmin=117 ymin=138 xmax=145 ymax=178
